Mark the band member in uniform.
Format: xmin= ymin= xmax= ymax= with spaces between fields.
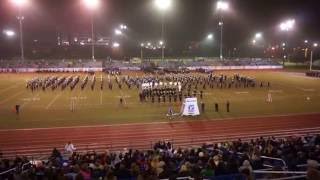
xmin=215 ymin=103 xmax=219 ymax=112
xmin=226 ymin=101 xmax=230 ymax=112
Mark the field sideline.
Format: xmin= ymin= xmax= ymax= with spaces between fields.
xmin=0 ymin=70 xmax=320 ymax=129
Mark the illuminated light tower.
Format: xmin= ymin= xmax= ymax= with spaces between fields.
xmin=279 ymin=19 xmax=295 ymax=66
xmin=114 ymin=29 xmax=123 ymax=36
xmin=3 ymin=30 xmax=16 ymax=37
xmin=120 ymin=24 xmax=127 ymax=30
xmin=154 ymin=0 xmax=172 ymax=61
xmin=251 ymin=32 xmax=263 ymax=58
xmin=140 ymin=43 xmax=145 ymax=60
xmin=11 ymin=0 xmax=28 ymax=61
xmin=112 ymin=42 xmax=120 ymax=48
xmin=303 ymin=40 xmax=309 ymax=60
xmin=280 ymin=19 xmax=295 ymax=32
xmin=83 ymin=0 xmax=100 ymax=61
xmin=310 ymin=43 xmax=318 ymax=71
xmin=252 ymin=32 xmax=263 ymax=45
xmin=216 ymin=1 xmax=229 ymax=60
xmin=255 ymin=32 xmax=262 ymax=39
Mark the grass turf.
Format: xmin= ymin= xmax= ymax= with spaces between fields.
xmin=0 ymin=70 xmax=319 ymax=129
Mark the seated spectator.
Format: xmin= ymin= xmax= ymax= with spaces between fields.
xmin=307 ymin=159 xmax=320 ymax=180
xmin=65 ymin=141 xmax=76 ymax=154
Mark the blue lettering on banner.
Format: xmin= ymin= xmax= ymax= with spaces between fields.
xmin=188 ymin=105 xmax=195 ymax=113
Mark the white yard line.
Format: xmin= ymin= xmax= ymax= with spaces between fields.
xmin=21 ymin=93 xmax=40 ymax=109
xmin=234 ymin=91 xmax=249 ymax=94
xmin=0 ymin=83 xmax=20 ymax=95
xmin=296 ymin=87 xmax=315 ymax=92
xmin=100 ymin=90 xmax=103 ymax=105
xmin=268 ymin=90 xmax=283 ymax=93
xmin=0 ymin=112 xmax=319 ymax=132
xmin=0 ymin=91 xmax=24 ymax=105
xmin=45 ymin=93 xmax=62 ymax=110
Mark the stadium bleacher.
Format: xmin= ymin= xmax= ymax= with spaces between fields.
xmin=0 ymin=58 xmax=281 ymax=70
xmin=1 ymin=134 xmax=319 ymax=179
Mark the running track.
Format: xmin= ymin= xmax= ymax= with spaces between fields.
xmin=1 ymin=113 xmax=320 ymax=158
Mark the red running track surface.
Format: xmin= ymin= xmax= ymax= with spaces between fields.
xmin=0 ymin=113 xmax=320 ymax=158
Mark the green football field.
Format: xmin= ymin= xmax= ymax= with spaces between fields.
xmin=0 ymin=70 xmax=319 ymax=129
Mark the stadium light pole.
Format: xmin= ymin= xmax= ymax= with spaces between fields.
xmin=310 ymin=43 xmax=318 ymax=71
xmin=216 ymin=1 xmax=229 ymax=60
xmin=279 ymin=19 xmax=295 ymax=66
xmin=83 ymin=0 xmax=100 ymax=61
xmin=251 ymin=32 xmax=263 ymax=57
xmin=11 ymin=0 xmax=28 ymax=61
xmin=140 ymin=43 xmax=144 ymax=60
xmin=154 ymin=0 xmax=172 ymax=61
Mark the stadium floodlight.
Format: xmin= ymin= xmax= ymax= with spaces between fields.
xmin=83 ymin=0 xmax=100 ymax=10
xmin=216 ymin=1 xmax=229 ymax=60
xmin=154 ymin=0 xmax=172 ymax=61
xmin=207 ymin=33 xmax=213 ymax=40
xmin=11 ymin=0 xmax=29 ymax=61
xmin=279 ymin=19 xmax=295 ymax=32
xmin=255 ymin=32 xmax=262 ymax=39
xmin=112 ymin=42 xmax=120 ymax=48
xmin=279 ymin=19 xmax=295 ymax=66
xmin=140 ymin=43 xmax=145 ymax=60
xmin=310 ymin=43 xmax=319 ymax=71
xmin=83 ymin=0 xmax=101 ymax=61
xmin=3 ymin=30 xmax=16 ymax=37
xmin=11 ymin=0 xmax=28 ymax=7
xmin=216 ymin=1 xmax=229 ymax=11
xmin=120 ymin=24 xmax=127 ymax=30
xmin=115 ymin=29 xmax=122 ymax=36
xmin=154 ymin=0 xmax=172 ymax=11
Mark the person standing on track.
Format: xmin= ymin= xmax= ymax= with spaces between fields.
xmin=64 ymin=141 xmax=76 ymax=154
xmin=201 ymin=101 xmax=205 ymax=113
xmin=226 ymin=101 xmax=230 ymax=112
xmin=215 ymin=103 xmax=219 ymax=112
xmin=15 ymin=104 xmax=20 ymax=115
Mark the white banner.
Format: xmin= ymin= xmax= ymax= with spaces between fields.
xmin=181 ymin=98 xmax=200 ymax=116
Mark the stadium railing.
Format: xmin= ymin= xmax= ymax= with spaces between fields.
xmin=0 ymin=161 xmax=31 ymax=177
xmin=0 ymin=154 xmax=49 ymax=177
xmin=160 ymin=174 xmax=246 ymax=180
xmin=253 ymin=170 xmax=307 ymax=180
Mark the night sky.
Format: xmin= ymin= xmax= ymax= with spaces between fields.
xmin=0 ymin=0 xmax=320 ymax=58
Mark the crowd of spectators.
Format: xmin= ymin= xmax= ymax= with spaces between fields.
xmin=306 ymin=71 xmax=320 ymax=78
xmin=1 ymin=135 xmax=320 ymax=180
xmin=0 ymin=59 xmax=102 ymax=70
xmin=0 ymin=58 xmax=281 ymax=72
